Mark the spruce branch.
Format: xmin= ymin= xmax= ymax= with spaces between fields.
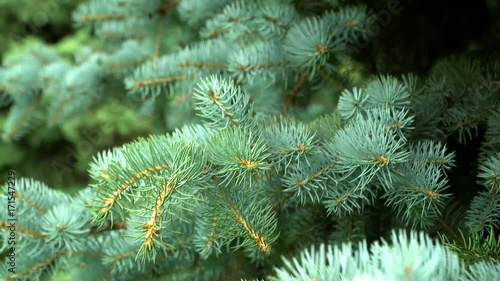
xmin=440 ymin=227 xmax=500 ymax=265
xmin=409 ymin=140 xmax=456 ymax=171
xmin=384 ymin=161 xmax=451 ymax=229
xmin=2 ymin=93 xmax=42 ymax=141
xmin=465 ymin=152 xmax=500 ymax=236
xmin=328 ymin=108 xmax=410 ymax=190
xmin=215 ymin=185 xmax=278 ymax=256
xmin=282 ymin=148 xmax=337 ymax=204
xmin=3 ymin=251 xmax=63 ymax=281
xmin=271 ymin=229 xmax=462 ymax=281
xmin=364 ymin=75 xmax=411 ymax=109
xmin=206 ymin=126 xmax=271 ymax=187
xmin=228 ymin=42 xmax=289 ymax=84
xmin=194 ymin=75 xmax=254 ymax=129
xmin=262 ymin=116 xmax=317 ymax=173
xmin=283 ymin=16 xmax=340 ymax=79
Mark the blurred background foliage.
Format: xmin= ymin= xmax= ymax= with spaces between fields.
xmin=0 ymin=0 xmax=499 ymax=203
xmin=0 ymin=0 xmax=153 ymax=193
xmin=0 ymin=0 xmax=86 ymax=60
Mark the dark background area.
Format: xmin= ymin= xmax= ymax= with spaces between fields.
xmin=352 ymin=0 xmax=497 ymax=74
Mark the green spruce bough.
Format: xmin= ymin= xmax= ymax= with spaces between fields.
xmin=1 ymin=0 xmax=499 ymax=280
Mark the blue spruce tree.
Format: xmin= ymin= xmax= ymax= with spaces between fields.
xmin=1 ymin=0 xmax=499 ymax=280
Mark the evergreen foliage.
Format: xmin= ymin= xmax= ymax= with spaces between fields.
xmin=1 ymin=0 xmax=499 ymax=280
